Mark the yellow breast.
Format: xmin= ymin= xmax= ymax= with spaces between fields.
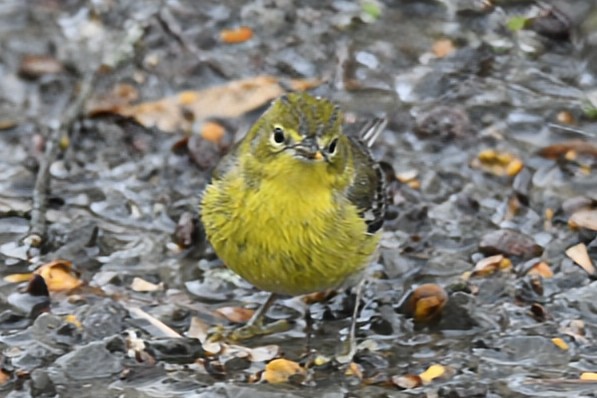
xmin=200 ymin=162 xmax=380 ymax=296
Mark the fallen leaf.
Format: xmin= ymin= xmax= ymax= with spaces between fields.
xmin=580 ymin=372 xmax=597 ymax=381
xmin=313 ymin=355 xmax=331 ymax=366
xmin=64 ymin=314 xmax=82 ymax=329
xmin=471 ymin=149 xmax=524 ymax=177
xmin=86 ymin=83 xmax=139 ymax=116
xmin=402 ymin=283 xmax=448 ymax=323
xmin=104 ymin=76 xmax=321 ymax=133
xmin=432 ymin=39 xmax=455 ymax=58
xmin=131 ymin=277 xmax=162 ymax=292
xmin=396 ymin=169 xmax=418 ymax=183
xmin=34 ymin=260 xmax=82 ymax=292
xmin=565 ymin=243 xmax=595 ymax=276
xmin=0 ymin=369 xmax=9 ymax=385
xmin=19 ymin=54 xmax=63 ymax=78
xmin=188 ymin=316 xmax=209 ymax=342
xmin=215 ymin=306 xmax=254 ymax=324
xmin=392 ymin=374 xmax=422 ymax=389
xmin=3 ymin=273 xmax=33 ymax=283
xmin=345 ymin=362 xmax=363 ymax=379
xmin=302 ymin=289 xmax=336 ymax=304
xmin=220 ymin=26 xmax=253 ymax=44
xmin=201 ymin=121 xmax=226 ymax=143
xmin=287 ymin=78 xmax=322 ymax=91
xmin=569 ymin=209 xmax=597 ymax=232
xmin=472 ymin=254 xmax=512 ymax=277
xmin=479 ymin=229 xmax=543 ymax=259
xmin=506 ymin=15 xmax=530 ymax=31
xmin=530 ymin=303 xmax=548 ymax=322
xmin=551 ymin=337 xmax=569 ymax=350
xmin=526 ymin=261 xmax=554 ymax=278
xmin=419 ymin=364 xmax=446 ymax=384
xmin=556 ymin=111 xmax=575 ymax=124
xmin=538 ymin=140 xmax=597 ymax=159
xmin=262 ymin=358 xmax=305 ymax=384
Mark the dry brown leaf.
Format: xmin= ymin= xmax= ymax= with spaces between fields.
xmin=565 ymin=243 xmax=596 ymax=276
xmin=432 ymin=39 xmax=456 ymax=58
xmin=569 ymin=209 xmax=597 ymax=232
xmin=420 ymin=364 xmax=446 ymax=384
xmin=86 ymin=83 xmax=139 ymax=116
xmin=262 ymin=358 xmax=305 ymax=384
xmin=345 ymin=362 xmax=363 ymax=379
xmin=551 ymin=337 xmax=569 ymax=350
xmin=403 ymin=284 xmax=448 ymax=323
xmin=215 ymin=306 xmax=254 ymax=324
xmin=471 ymin=149 xmax=524 ymax=177
xmin=130 ymin=277 xmax=162 ymax=292
xmin=392 ymin=374 xmax=422 ymax=389
xmin=288 ymin=78 xmax=323 ymax=91
xmin=472 ymin=254 xmax=512 ymax=277
xmin=302 ymin=289 xmax=336 ymax=304
xmin=201 ymin=121 xmax=226 ymax=143
xmin=556 ymin=111 xmax=575 ymax=124
xmin=34 ymin=260 xmax=82 ymax=292
xmin=3 ymin=273 xmax=33 ymax=283
xmin=188 ymin=316 xmax=209 ymax=342
xmin=108 ymin=76 xmax=321 ymax=133
xmin=538 ymin=140 xmax=597 ymax=159
xmin=220 ymin=26 xmax=253 ymax=44
xmin=19 ymin=54 xmax=63 ymax=78
xmin=527 ymin=261 xmax=554 ymax=278
xmin=0 ymin=369 xmax=9 ymax=385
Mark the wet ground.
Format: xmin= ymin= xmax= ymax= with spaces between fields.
xmin=1 ymin=0 xmax=597 ymax=397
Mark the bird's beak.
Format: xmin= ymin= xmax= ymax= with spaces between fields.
xmin=295 ymin=137 xmax=325 ymax=161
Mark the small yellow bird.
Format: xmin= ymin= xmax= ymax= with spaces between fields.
xmin=200 ymin=92 xmax=386 ymax=337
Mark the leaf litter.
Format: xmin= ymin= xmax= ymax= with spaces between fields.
xmin=0 ymin=0 xmax=596 ymax=397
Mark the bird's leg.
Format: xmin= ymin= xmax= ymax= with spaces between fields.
xmin=336 ymin=279 xmax=365 ymax=364
xmin=228 ymin=292 xmax=292 ymax=341
xmin=246 ymin=292 xmax=278 ymax=326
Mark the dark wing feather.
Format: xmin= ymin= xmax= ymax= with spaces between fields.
xmin=346 ymin=118 xmax=386 ymax=234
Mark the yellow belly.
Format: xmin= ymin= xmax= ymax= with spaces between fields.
xmin=200 ymin=173 xmax=380 ymax=296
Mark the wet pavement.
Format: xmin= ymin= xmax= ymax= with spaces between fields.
xmin=0 ymin=0 xmax=596 ymax=397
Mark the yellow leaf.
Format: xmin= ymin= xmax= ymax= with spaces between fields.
xmin=551 ymin=337 xmax=569 ymax=350
xmin=471 ymin=149 xmax=524 ymax=177
xmin=580 ymin=372 xmax=597 ymax=381
xmin=3 ymin=273 xmax=33 ymax=283
xmin=262 ymin=358 xmax=305 ymax=384
xmin=64 ymin=314 xmax=82 ymax=329
xmin=419 ymin=364 xmax=445 ymax=384
xmin=345 ymin=362 xmax=363 ymax=379
xmin=34 ymin=260 xmax=82 ymax=292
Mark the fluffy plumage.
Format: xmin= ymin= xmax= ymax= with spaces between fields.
xmin=200 ymin=93 xmax=385 ymax=296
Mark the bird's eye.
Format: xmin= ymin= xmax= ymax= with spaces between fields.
xmin=327 ymin=138 xmax=338 ymax=154
xmin=272 ymin=127 xmax=285 ymax=144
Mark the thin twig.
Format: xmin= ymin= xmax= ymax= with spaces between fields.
xmin=127 ymin=305 xmax=183 ymax=338
xmin=25 ymin=72 xmax=96 ymax=247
